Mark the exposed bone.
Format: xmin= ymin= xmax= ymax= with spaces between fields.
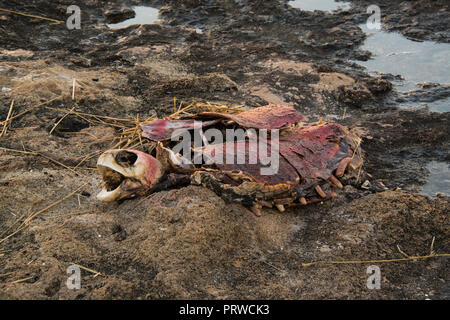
xmin=275 ymin=204 xmax=285 ymax=212
xmin=260 ymin=200 xmax=273 ymax=208
xmin=273 ymin=197 xmax=296 ymax=205
xmin=336 ymin=157 xmax=352 ymax=177
xmin=97 ymin=149 xmax=164 ymax=202
xmin=315 ymin=185 xmax=327 ymax=198
xmin=250 ymin=204 xmax=262 ymax=217
xmin=329 ymin=175 xmax=343 ymax=189
xmin=348 ymin=160 xmax=360 ymax=171
xmin=157 ymin=142 xmax=193 ymax=170
xmin=97 ymin=185 xmax=122 ymax=202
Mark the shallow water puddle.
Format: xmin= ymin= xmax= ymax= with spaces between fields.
xmin=107 ymin=6 xmax=160 ymax=28
xmin=289 ymin=1 xmax=450 ymax=112
xmin=355 ymin=25 xmax=450 ymax=194
xmin=358 ymin=24 xmax=450 ymax=112
xmin=421 ymin=161 xmax=450 ymax=197
xmin=288 ymin=0 xmax=351 ymax=12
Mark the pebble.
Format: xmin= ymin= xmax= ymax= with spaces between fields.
xmin=319 ymin=245 xmax=332 ymax=253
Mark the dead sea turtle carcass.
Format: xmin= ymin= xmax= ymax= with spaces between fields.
xmin=96 ymin=104 xmax=363 ymax=215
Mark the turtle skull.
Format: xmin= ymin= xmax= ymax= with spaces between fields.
xmin=96 ymin=149 xmax=164 ymax=202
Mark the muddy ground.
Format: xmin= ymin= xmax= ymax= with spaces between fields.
xmin=0 ymin=0 xmax=448 ymax=299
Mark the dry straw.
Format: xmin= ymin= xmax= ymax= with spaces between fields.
xmin=0 ymin=100 xmax=14 ymax=137
xmin=0 ymin=8 xmax=64 ymax=25
xmin=70 ymin=264 xmax=101 ymax=278
xmin=0 ymin=183 xmax=88 ymax=245
xmin=302 ymin=237 xmax=449 ymax=267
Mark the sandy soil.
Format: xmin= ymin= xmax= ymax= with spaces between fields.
xmin=0 ymin=0 xmax=448 ymax=299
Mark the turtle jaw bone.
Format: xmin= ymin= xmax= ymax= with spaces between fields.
xmin=96 ymin=149 xmax=164 ymax=202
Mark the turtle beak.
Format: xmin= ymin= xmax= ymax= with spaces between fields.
xmin=96 ymin=149 xmax=164 ymax=202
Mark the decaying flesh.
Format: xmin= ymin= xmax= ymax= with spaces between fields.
xmin=97 ymin=104 xmax=363 ymax=215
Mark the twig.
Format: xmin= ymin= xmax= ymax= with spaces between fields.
xmin=0 ymin=100 xmax=14 ymax=137
xmin=302 ymin=239 xmax=449 ymax=268
xmin=72 ymin=78 xmax=76 ymax=100
xmin=9 ymin=276 xmax=34 ymax=284
xmin=0 ymin=272 xmax=14 ymax=278
xmin=430 ymin=236 xmax=435 ymax=255
xmin=350 ymin=138 xmax=363 ymax=182
xmin=72 ymin=151 xmax=101 ymax=169
xmin=71 ymin=264 xmax=101 ymax=277
xmin=22 ymin=182 xmax=89 ymax=225
xmin=302 ymin=253 xmax=450 ymax=267
xmin=45 ymin=107 xmax=135 ymax=123
xmin=0 ymin=211 xmax=27 ymax=238
xmin=0 ymin=147 xmax=38 ymax=155
xmin=0 ymin=95 xmax=63 ymax=126
xmin=35 ymin=152 xmax=78 ymax=173
xmin=260 ymin=259 xmax=287 ymax=275
xmin=397 ymin=245 xmax=410 ymax=258
xmin=0 ymin=146 xmax=77 ymax=172
xmin=49 ymin=106 xmax=76 ymax=135
xmin=167 ymin=103 xmax=195 ymax=119
xmin=0 ymin=8 xmax=64 ymax=24
xmin=0 ymin=223 xmax=28 ymax=245
xmin=0 ymin=183 xmax=89 ymax=244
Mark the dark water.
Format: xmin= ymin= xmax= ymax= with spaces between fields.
xmin=421 ymin=161 xmax=450 ymax=197
xmin=357 ymin=25 xmax=450 ymax=196
xmin=288 ymin=0 xmax=350 ymax=11
xmin=290 ymin=1 xmax=450 ymax=112
xmin=107 ymin=6 xmax=204 ymax=33
xmin=107 ymin=6 xmax=160 ymax=28
xmin=358 ymin=24 xmax=450 ymax=113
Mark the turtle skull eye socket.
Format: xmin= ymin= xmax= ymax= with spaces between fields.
xmin=115 ymin=150 xmax=138 ymax=167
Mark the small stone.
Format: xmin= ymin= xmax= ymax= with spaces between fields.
xmin=319 ymin=245 xmax=332 ymax=253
